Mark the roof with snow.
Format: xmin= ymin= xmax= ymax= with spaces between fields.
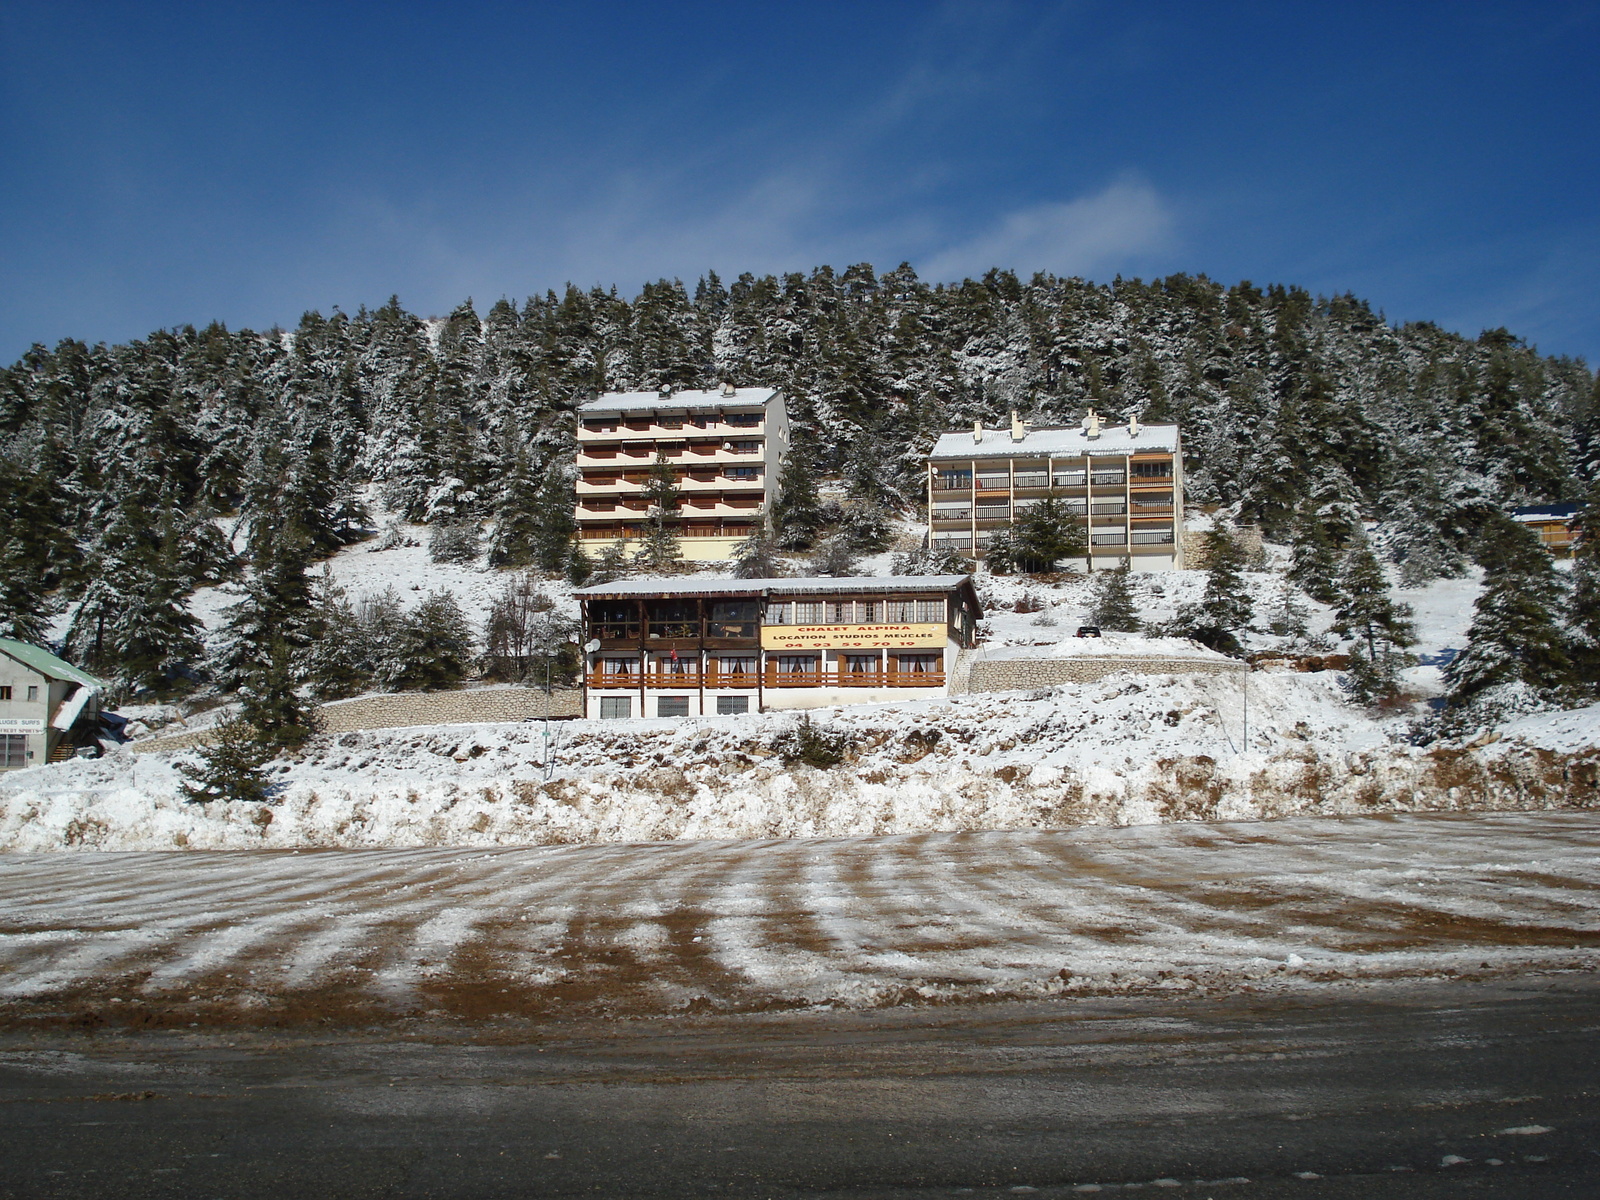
xmin=573 ymin=575 xmax=974 ymax=598
xmin=1511 ymin=504 xmax=1580 ymax=522
xmin=579 ymin=387 xmax=780 ymax=416
xmin=929 ymin=422 xmax=1180 ymax=461
xmin=0 ymin=639 xmax=104 ymax=690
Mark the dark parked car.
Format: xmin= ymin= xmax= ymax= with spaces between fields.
xmin=1075 ymin=625 xmax=1102 ymax=638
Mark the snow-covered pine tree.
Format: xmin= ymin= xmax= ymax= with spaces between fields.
xmin=428 ymin=520 xmax=480 ymax=564
xmin=175 ymin=716 xmax=275 ymax=805
xmin=237 ymin=635 xmax=317 ymax=750
xmin=395 ymin=589 xmax=475 ymax=691
xmin=732 ymin=530 xmax=783 ymax=578
xmin=1178 ymin=526 xmax=1253 ymax=655
xmin=301 ymin=568 xmax=369 ymax=701
xmin=1087 ymin=562 xmax=1141 ymax=632
xmin=1330 ymin=538 xmax=1416 ymax=703
xmin=634 ymin=451 xmax=683 ymax=570
xmin=1007 ymin=495 xmax=1088 ymax=574
xmin=1445 ymin=514 xmax=1573 ymax=722
xmin=1567 ymin=487 xmax=1600 ymax=693
xmin=1288 ymin=472 xmax=1364 ymax=604
xmin=770 ymin=444 xmax=825 ymax=550
xmin=807 ymin=533 xmax=862 ymax=577
xmin=890 ymin=543 xmax=967 ymax=576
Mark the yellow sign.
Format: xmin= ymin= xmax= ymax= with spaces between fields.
xmin=760 ymin=623 xmax=946 ymax=650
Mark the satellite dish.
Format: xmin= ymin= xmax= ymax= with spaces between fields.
xmin=585 ymin=639 xmax=601 ymax=653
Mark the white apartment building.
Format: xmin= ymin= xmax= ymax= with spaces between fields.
xmin=927 ymin=411 xmax=1184 ymax=571
xmin=574 ymin=385 xmax=789 ymax=562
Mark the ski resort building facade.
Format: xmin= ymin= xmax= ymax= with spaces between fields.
xmin=927 ymin=412 xmax=1185 ymax=571
xmin=574 ymin=385 xmax=789 ymax=562
xmin=573 ymin=576 xmax=982 ymax=719
xmin=0 ymin=639 xmax=103 ymax=770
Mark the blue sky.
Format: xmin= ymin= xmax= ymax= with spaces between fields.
xmin=2 ymin=2 xmax=1596 ymax=365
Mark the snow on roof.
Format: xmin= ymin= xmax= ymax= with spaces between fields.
xmin=579 ymin=387 xmax=780 ymax=416
xmin=1510 ymin=504 xmax=1580 ymax=522
xmin=969 ymin=635 xmax=1234 ymax=663
xmin=573 ymin=575 xmax=973 ymax=598
xmin=929 ymin=422 xmax=1180 ymax=461
xmin=50 ymin=684 xmax=94 ymax=730
xmin=0 ymin=639 xmax=103 ymax=690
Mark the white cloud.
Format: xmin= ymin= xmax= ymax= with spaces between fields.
xmin=919 ymin=177 xmax=1177 ymax=282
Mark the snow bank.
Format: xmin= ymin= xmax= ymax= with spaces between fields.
xmin=4 ymin=673 xmax=1595 ymax=852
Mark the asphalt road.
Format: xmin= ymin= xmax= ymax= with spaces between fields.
xmin=1 ymin=976 xmax=1596 ymax=1199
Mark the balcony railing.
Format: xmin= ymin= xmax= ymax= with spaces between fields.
xmin=586 ymin=668 xmax=945 ymax=689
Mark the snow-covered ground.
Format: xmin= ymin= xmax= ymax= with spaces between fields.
xmin=1 ymin=812 xmax=1594 ymax=1024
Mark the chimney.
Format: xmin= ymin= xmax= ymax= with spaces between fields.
xmin=973 ymin=420 xmax=984 ymax=444
xmin=1128 ymin=414 xmax=1141 ymax=438
xmin=1010 ymin=410 xmax=1025 ymax=442
xmin=1082 ymin=408 xmax=1102 ymax=440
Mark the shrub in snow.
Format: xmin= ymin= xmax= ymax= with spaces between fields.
xmin=428 ymin=521 xmax=480 ymax=564
xmin=175 ymin=717 xmax=275 ymax=805
xmin=772 ymin=714 xmax=853 ymax=768
xmin=808 ymin=533 xmax=862 ymax=577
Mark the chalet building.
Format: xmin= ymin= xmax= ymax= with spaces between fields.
xmin=927 ymin=411 xmax=1184 ymax=571
xmin=573 ymin=576 xmax=982 ymax=719
xmin=574 ymin=385 xmax=790 ymax=562
xmin=0 ymin=639 xmax=104 ymax=770
xmin=1511 ymin=503 xmax=1581 ymax=554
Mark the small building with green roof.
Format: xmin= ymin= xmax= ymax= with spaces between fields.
xmin=0 ymin=639 xmax=106 ymax=769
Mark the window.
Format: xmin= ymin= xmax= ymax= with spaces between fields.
xmin=793 ymin=602 xmax=823 ymax=625
xmin=826 ymin=601 xmax=851 ymax=624
xmin=1132 ymin=460 xmax=1172 ymax=478
xmin=775 ymin=655 xmax=818 ymax=676
xmin=724 ymin=466 xmax=761 ymax=480
xmin=717 ymin=696 xmax=750 ymax=715
xmin=933 ymin=469 xmax=972 ymax=490
xmin=730 ymin=440 xmax=761 ymax=455
xmin=27 ymin=686 xmax=38 ymax=701
xmin=897 ymin=654 xmax=941 ymax=675
xmin=599 ymin=697 xmax=632 ymax=719
xmin=659 ymin=655 xmax=693 ymax=676
xmin=604 ymin=658 xmax=637 ymax=677
xmin=0 ymin=687 xmax=10 ymax=701
xmin=708 ymin=600 xmax=758 ymax=639
xmin=723 ymin=413 xmax=761 ymax=427
xmin=884 ymin=600 xmax=915 ymax=623
xmin=915 ymin=599 xmax=945 ymax=624
xmin=657 ymin=696 xmax=690 ymax=718
xmin=857 ymin=600 xmax=879 ymax=624
xmin=765 ymin=601 xmax=792 ymax=625
xmin=844 ymin=654 xmax=877 ymax=675
xmin=717 ymin=656 xmax=756 ymax=680
xmin=1 ymin=735 xmax=24 ymax=768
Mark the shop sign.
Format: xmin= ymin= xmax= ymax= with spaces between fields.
xmin=760 ymin=623 xmax=945 ymax=650
xmin=0 ymin=717 xmax=44 ymax=733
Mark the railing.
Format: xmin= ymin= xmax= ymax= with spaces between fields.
xmin=1090 ymin=502 xmax=1127 ymax=515
xmin=931 ymin=477 xmax=973 ymax=491
xmin=931 ymin=509 xmax=972 ymax=522
xmin=1091 ymin=472 xmax=1126 ymax=485
xmin=586 ymin=669 xmax=946 ymax=689
xmin=1012 ymin=473 xmax=1049 ymax=488
xmin=1130 ymin=531 xmax=1176 ymax=545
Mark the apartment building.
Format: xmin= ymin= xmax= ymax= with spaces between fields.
xmin=574 ymin=575 xmax=982 ymax=719
xmin=927 ymin=410 xmax=1184 ymax=571
xmin=574 ymin=385 xmax=789 ymax=562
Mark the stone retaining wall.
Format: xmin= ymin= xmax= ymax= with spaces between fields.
xmin=963 ymin=654 xmax=1244 ymax=694
xmin=134 ymin=687 xmax=582 ymax=754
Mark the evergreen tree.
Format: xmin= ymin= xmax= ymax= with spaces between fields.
xmin=0 ymin=533 xmax=55 ymax=644
xmin=1446 ymin=515 xmax=1572 ymax=720
xmin=395 ymin=589 xmax=475 ymax=690
xmin=995 ymin=496 xmax=1087 ymax=574
xmin=1178 ymin=527 xmax=1253 ymax=654
xmin=732 ymin=530 xmax=783 ymax=578
xmin=891 ymin=543 xmax=967 ymax=576
xmin=634 ymin=450 xmax=683 ymax=570
xmin=238 ymin=636 xmax=317 ymax=750
xmin=1330 ymin=539 xmax=1416 ymax=703
xmin=176 ymin=716 xmax=275 ymax=805
xmin=808 ymin=533 xmax=862 ymax=577
xmin=771 ymin=446 xmax=825 ymax=550
xmin=1567 ymin=489 xmax=1600 ymax=692
xmin=589 ymin=542 xmax=630 ymax=585
xmin=301 ymin=569 xmax=369 ymax=701
xmin=1087 ymin=562 xmax=1141 ymax=632
xmin=428 ymin=520 xmax=480 ymax=564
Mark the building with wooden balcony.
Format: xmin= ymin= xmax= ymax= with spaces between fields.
xmin=927 ymin=410 xmax=1184 ymax=571
xmin=575 ymin=384 xmax=789 ymax=562
xmin=1510 ymin=503 xmax=1581 ymax=554
xmin=573 ymin=575 xmax=982 ymax=719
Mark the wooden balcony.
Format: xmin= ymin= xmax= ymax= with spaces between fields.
xmin=586 ymin=669 xmax=946 ymax=689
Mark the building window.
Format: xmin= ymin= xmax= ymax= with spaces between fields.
xmin=723 ymin=413 xmax=761 ymax=427
xmin=774 ymin=655 xmax=818 ymax=677
xmin=717 ymin=696 xmax=750 ymax=715
xmin=730 ymin=440 xmax=761 ymax=455
xmin=826 ymin=601 xmax=851 ymax=624
xmin=857 ymin=600 xmax=879 ymax=624
xmin=884 ymin=600 xmax=915 ymax=623
xmin=724 ymin=466 xmax=761 ymax=480
xmin=897 ymin=654 xmax=941 ymax=675
xmin=793 ymin=601 xmax=824 ymax=625
xmin=766 ymin=601 xmax=792 ymax=625
xmin=27 ymin=686 xmax=38 ymax=701
xmin=933 ymin=469 xmax=972 ymax=490
xmin=844 ymin=654 xmax=877 ymax=675
xmin=0 ymin=687 xmax=10 ymax=700
xmin=657 ymin=696 xmax=690 ymax=718
xmin=915 ymin=599 xmax=945 ymax=623
xmin=599 ymin=697 xmax=632 ymax=719
xmin=707 ymin=600 xmax=758 ymax=639
xmin=1131 ymin=460 xmax=1172 ymax=478
xmin=717 ymin=656 xmax=757 ymax=681
xmin=2 ymin=735 xmax=27 ymax=767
